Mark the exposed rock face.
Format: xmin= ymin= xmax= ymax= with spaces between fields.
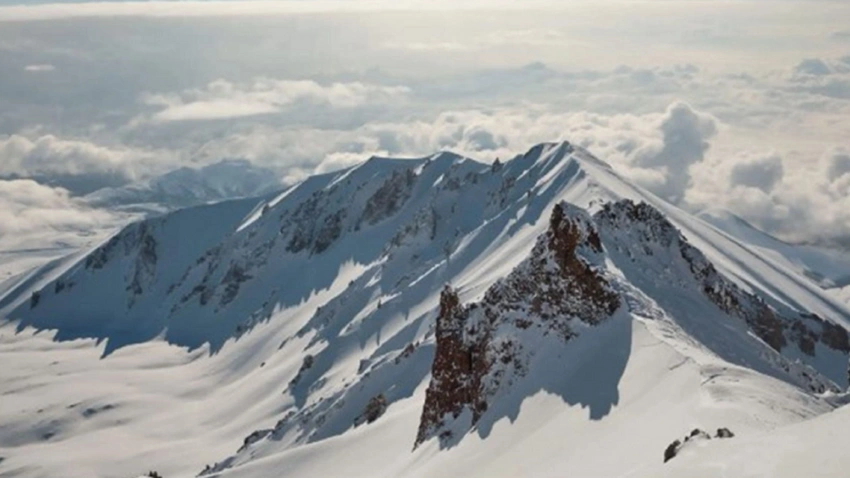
xmin=663 ymin=427 xmax=734 ymax=463
xmin=127 ymin=223 xmax=158 ymax=306
xmin=289 ymin=354 xmax=315 ymax=387
xmin=663 ymin=439 xmax=681 ymax=463
xmin=354 ymin=394 xmax=389 ymax=426
xmin=285 ymin=191 xmax=347 ymax=255
xmin=360 ymin=168 xmax=417 ymax=227
xmin=284 ymin=165 xmax=418 ymax=255
xmin=76 ymin=220 xmax=161 ymax=308
xmin=85 ymin=222 xmax=157 ymax=277
xmin=415 ymin=286 xmax=489 ymax=446
xmin=238 ymin=429 xmax=272 ymax=453
xmin=416 ymin=203 xmax=620 ymax=447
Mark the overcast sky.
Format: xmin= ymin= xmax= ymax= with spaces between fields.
xmin=1 ymin=0 xmax=849 ymax=250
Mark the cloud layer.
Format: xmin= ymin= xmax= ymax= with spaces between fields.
xmin=0 ymin=3 xmax=849 ymax=251
xmin=140 ymin=79 xmax=409 ymax=123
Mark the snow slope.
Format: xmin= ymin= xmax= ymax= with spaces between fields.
xmin=698 ymin=208 xmax=850 ymax=290
xmin=698 ymin=208 xmax=850 ymax=309
xmin=2 ymin=141 xmax=850 ymax=478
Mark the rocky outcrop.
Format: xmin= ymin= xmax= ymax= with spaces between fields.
xmin=415 ymin=286 xmax=489 ymax=445
xmin=73 ymin=220 xmax=161 ymax=308
xmin=289 ymin=354 xmax=315 ymax=387
xmin=354 ymin=394 xmax=388 ymax=426
xmin=663 ymin=427 xmax=734 ymax=463
xmin=416 ymin=203 xmax=620 ymax=447
xmin=284 ymin=188 xmax=348 ymax=256
xmin=127 ymin=223 xmax=158 ymax=307
xmin=359 ymin=168 xmax=417 ymax=227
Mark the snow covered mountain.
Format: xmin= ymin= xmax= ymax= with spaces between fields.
xmin=83 ymin=159 xmax=283 ymax=213
xmin=2 ymin=141 xmax=850 ymax=478
xmin=697 ymin=209 xmax=850 ymax=290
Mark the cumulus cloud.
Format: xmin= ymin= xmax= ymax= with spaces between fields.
xmin=794 ymin=58 xmax=834 ymax=77
xmin=139 ymin=79 xmax=410 ymax=123
xmin=825 ymin=147 xmax=850 ymax=181
xmin=0 ymin=179 xmax=123 ymax=253
xmin=823 ymin=147 xmax=850 ymax=200
xmin=729 ymin=152 xmax=784 ymax=192
xmin=687 ymin=144 xmax=850 ymax=247
xmin=629 ymin=102 xmax=718 ymax=204
xmin=786 ymin=56 xmax=850 ymax=100
xmin=0 ymin=134 xmax=175 ymax=195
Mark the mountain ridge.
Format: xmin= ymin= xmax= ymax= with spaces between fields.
xmin=2 ymin=140 xmax=850 ymax=478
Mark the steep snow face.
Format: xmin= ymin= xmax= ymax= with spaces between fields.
xmin=594 ymin=200 xmax=848 ymax=391
xmin=84 ymin=159 xmax=283 ymax=213
xmin=698 ymin=208 xmax=850 ymax=290
xmin=4 ymin=198 xmax=259 ymax=354
xmin=643 ymin=403 xmax=850 ymax=478
xmin=3 ymin=141 xmax=850 ymax=478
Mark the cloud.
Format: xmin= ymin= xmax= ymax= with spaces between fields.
xmin=794 ymin=58 xmax=834 ymax=77
xmin=0 ymin=134 xmax=175 ymax=194
xmin=139 ymin=79 xmax=410 ymax=123
xmin=729 ymin=152 xmax=784 ymax=192
xmin=1 ymin=6 xmax=849 ymax=251
xmin=383 ymin=28 xmax=570 ymax=52
xmin=831 ymin=30 xmax=850 ymax=41
xmin=687 ymin=144 xmax=850 ymax=247
xmin=0 ymin=179 xmax=123 ymax=252
xmin=629 ymin=102 xmax=718 ymax=204
xmin=786 ymin=56 xmax=850 ymax=100
xmin=823 ymin=147 xmax=850 ymax=201
xmin=23 ymin=63 xmax=54 ymax=72
xmin=824 ymin=147 xmax=850 ymax=181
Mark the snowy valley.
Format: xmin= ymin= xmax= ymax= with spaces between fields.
xmin=2 ymin=141 xmax=850 ymax=478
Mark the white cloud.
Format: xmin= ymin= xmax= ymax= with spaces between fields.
xmin=151 ymin=100 xmax=280 ymax=122
xmin=383 ymin=28 xmax=571 ymax=52
xmin=139 ymin=79 xmax=410 ymax=123
xmin=729 ymin=152 xmax=784 ymax=192
xmin=23 ymin=64 xmax=55 ymax=72
xmin=824 ymin=147 xmax=850 ymax=181
xmin=629 ymin=102 xmax=718 ymax=204
xmin=687 ymin=144 xmax=850 ymax=246
xmin=794 ymin=58 xmax=834 ymax=77
xmin=0 ymin=179 xmax=123 ymax=252
xmin=0 ymin=134 xmax=176 ymax=194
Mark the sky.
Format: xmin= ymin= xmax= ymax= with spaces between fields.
xmin=0 ymin=0 xmax=849 ymax=253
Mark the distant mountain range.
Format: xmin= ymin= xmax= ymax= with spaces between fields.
xmin=83 ymin=159 xmax=283 ymax=213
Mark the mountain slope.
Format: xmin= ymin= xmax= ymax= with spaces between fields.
xmin=2 ymin=141 xmax=850 ymax=478
xmin=698 ymin=208 xmax=850 ymax=290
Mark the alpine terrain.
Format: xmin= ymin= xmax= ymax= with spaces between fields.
xmin=2 ymin=141 xmax=850 ymax=478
